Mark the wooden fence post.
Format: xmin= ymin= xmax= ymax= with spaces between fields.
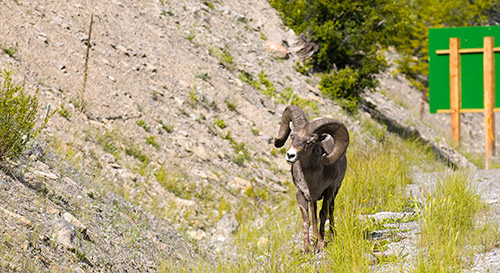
xmin=450 ymin=38 xmax=461 ymax=146
xmin=484 ymin=36 xmax=496 ymax=169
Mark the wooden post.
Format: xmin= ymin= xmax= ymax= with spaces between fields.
xmin=81 ymin=14 xmax=94 ymax=113
xmin=484 ymin=36 xmax=496 ymax=169
xmin=450 ymin=38 xmax=461 ymax=146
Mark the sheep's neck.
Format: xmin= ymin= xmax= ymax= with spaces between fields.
xmin=298 ymin=144 xmax=323 ymax=173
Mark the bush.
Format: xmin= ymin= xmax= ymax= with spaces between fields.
xmin=319 ymin=67 xmax=362 ymax=112
xmin=270 ymin=0 xmax=414 ymax=108
xmin=0 ymin=69 xmax=49 ymax=161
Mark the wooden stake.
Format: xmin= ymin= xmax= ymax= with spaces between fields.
xmin=450 ymin=38 xmax=461 ymax=146
xmin=484 ymin=36 xmax=496 ymax=169
xmin=81 ymin=14 xmax=94 ymax=113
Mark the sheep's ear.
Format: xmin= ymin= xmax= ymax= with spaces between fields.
xmin=321 ymin=134 xmax=334 ymax=155
xmin=308 ymin=133 xmax=319 ymax=143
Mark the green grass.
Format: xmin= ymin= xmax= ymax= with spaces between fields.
xmin=57 ymin=104 xmax=72 ymax=121
xmin=215 ymin=118 xmax=226 ymax=129
xmin=180 ymin=136 xmax=438 ymax=272
xmin=146 ymin=135 xmax=160 ymax=149
xmin=1 ymin=45 xmax=17 ymax=57
xmin=414 ymin=172 xmax=500 ymax=272
xmin=158 ymin=120 xmax=173 ymax=133
xmin=208 ymin=46 xmax=234 ymax=71
xmin=155 ymin=133 xmax=500 ymax=272
xmin=136 ymin=119 xmax=151 ymax=132
xmin=154 ymin=165 xmax=189 ymax=199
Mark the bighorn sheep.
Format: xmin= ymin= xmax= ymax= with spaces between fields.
xmin=274 ymin=105 xmax=349 ymax=252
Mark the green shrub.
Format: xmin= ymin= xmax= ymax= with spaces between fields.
xmin=0 ymin=69 xmax=50 ymax=161
xmin=270 ymin=0 xmax=413 ymax=108
xmin=319 ymin=67 xmax=365 ymax=112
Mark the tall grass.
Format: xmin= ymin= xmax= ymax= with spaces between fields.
xmin=189 ymin=135 xmax=435 ymax=272
xmin=157 ymin=135 xmax=500 ymax=272
xmin=414 ymin=173 xmax=500 ymax=272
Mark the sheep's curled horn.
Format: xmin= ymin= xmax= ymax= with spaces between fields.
xmin=274 ymin=105 xmax=349 ymax=165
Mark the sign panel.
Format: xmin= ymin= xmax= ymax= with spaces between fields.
xmin=428 ymin=26 xmax=500 ymax=113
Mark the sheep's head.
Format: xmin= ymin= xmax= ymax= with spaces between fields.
xmin=274 ymin=105 xmax=349 ymax=165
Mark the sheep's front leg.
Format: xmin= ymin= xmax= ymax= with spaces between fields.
xmin=296 ymin=189 xmax=311 ymax=252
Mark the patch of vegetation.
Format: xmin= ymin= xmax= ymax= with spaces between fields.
xmin=47 ymin=135 xmax=84 ymax=170
xmin=208 ymin=46 xmax=234 ymax=71
xmin=279 ymin=87 xmax=319 ymax=115
xmin=145 ymin=135 xmax=160 ymax=149
xmin=186 ymin=32 xmax=196 ymax=42
xmin=239 ymin=69 xmax=318 ymax=114
xmin=258 ymin=70 xmax=277 ymax=97
xmin=180 ymin=109 xmax=190 ymax=117
xmin=319 ymin=67 xmax=364 ymax=113
xmin=154 ymin=166 xmax=190 ymax=199
xmin=222 ymin=132 xmax=251 ymax=166
xmin=1 ymin=45 xmax=17 ymax=57
xmin=196 ymin=72 xmax=211 ymax=81
xmin=414 ymin=173 xmax=482 ymax=271
xmin=224 ymin=97 xmax=237 ymax=112
xmin=270 ymin=0 xmax=413 ymax=110
xmin=201 ymin=0 xmax=215 ymax=9
xmin=0 ymin=69 xmax=52 ymax=161
xmin=158 ymin=120 xmax=173 ymax=133
xmin=294 ymin=59 xmax=313 ymax=76
xmin=125 ymin=146 xmax=149 ymax=164
xmin=94 ymin=130 xmax=122 ymax=162
xmin=215 ymin=118 xmax=226 ymax=129
xmin=136 ymin=119 xmax=151 ymax=133
xmin=189 ymin=86 xmax=200 ymax=105
xmin=57 ymin=104 xmax=72 ymax=121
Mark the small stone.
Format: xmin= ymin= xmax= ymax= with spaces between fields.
xmin=264 ymin=40 xmax=288 ymax=59
xmin=33 ymin=170 xmax=58 ymax=180
xmin=62 ymin=212 xmax=87 ymax=234
xmin=215 ymin=213 xmax=238 ymax=237
xmin=110 ymin=163 xmax=122 ymax=169
xmin=188 ymin=229 xmax=206 ymax=240
xmin=52 ymin=215 xmax=78 ymax=251
xmin=228 ymin=177 xmax=251 ymax=192
xmin=192 ymin=146 xmax=210 ymax=161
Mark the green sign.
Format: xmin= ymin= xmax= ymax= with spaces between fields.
xmin=429 ymin=26 xmax=500 ymax=113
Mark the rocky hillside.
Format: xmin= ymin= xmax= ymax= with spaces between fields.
xmin=0 ymin=0 xmax=496 ymax=272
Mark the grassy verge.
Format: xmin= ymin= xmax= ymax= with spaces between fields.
xmin=414 ymin=172 xmax=500 ymax=272
xmin=164 ymin=134 xmax=441 ymax=272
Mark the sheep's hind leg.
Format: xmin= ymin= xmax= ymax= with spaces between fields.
xmin=296 ymin=190 xmax=311 ymax=252
xmin=318 ymin=196 xmax=332 ymax=250
xmin=329 ymin=189 xmax=339 ymax=238
xmin=309 ymin=201 xmax=319 ymax=249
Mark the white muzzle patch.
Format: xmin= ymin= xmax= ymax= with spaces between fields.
xmin=286 ymin=148 xmax=298 ymax=164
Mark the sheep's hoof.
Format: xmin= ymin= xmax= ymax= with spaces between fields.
xmin=303 ymin=245 xmax=312 ymax=253
xmin=316 ymin=240 xmax=325 ymax=251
